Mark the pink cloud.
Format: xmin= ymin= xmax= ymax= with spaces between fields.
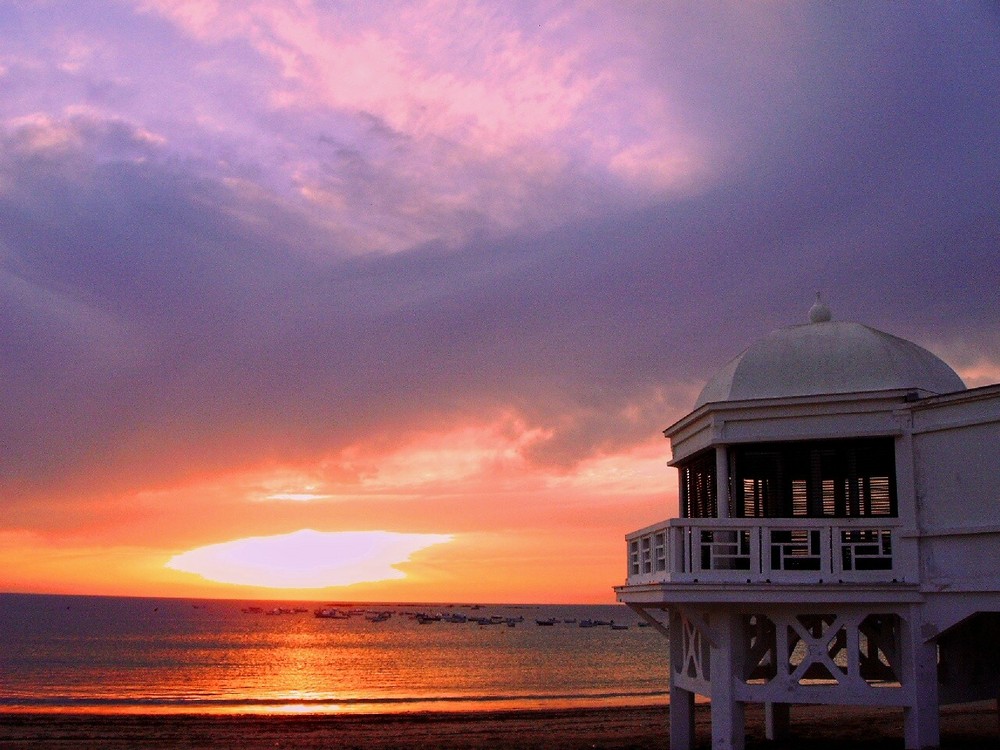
xmin=141 ymin=0 xmax=707 ymax=198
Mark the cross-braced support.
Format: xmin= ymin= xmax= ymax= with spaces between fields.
xmin=642 ymin=602 xmax=946 ymax=749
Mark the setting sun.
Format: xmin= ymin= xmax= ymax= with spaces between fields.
xmin=166 ymin=529 xmax=452 ymax=588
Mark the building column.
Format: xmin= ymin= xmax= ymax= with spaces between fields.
xmin=715 ymin=445 xmax=730 ymax=518
xmin=670 ymin=683 xmax=696 ymax=750
xmin=710 ymin=611 xmax=745 ymax=750
xmin=892 ymin=418 xmax=922 ymax=579
xmin=669 ymin=609 xmax=695 ymax=750
xmin=900 ymin=607 xmax=940 ymax=750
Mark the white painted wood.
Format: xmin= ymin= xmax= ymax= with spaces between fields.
xmin=709 ymin=613 xmax=745 ymax=750
xmin=625 ymin=518 xmax=909 ymax=586
xmin=667 ymin=606 xmax=695 ymax=749
xmin=669 ymin=686 xmax=695 ymax=750
xmin=900 ymin=607 xmax=940 ymax=749
xmin=715 ymin=445 xmax=730 ymax=518
xmin=618 ymin=314 xmax=1000 ymax=749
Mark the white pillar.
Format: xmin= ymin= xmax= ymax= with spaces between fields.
xmin=893 ymin=413 xmax=917 ymax=529
xmin=669 ymin=609 xmax=695 ymax=750
xmin=893 ymin=417 xmax=922 ymax=581
xmin=710 ymin=611 xmax=745 ymax=750
xmin=670 ymin=684 xmax=696 ymax=750
xmin=900 ymin=608 xmax=940 ymax=749
xmin=715 ymin=445 xmax=730 ymax=518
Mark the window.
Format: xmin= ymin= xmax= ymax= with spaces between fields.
xmin=729 ymin=438 xmax=897 ymax=519
xmin=679 ymin=450 xmax=716 ymax=518
xmin=654 ymin=532 xmax=667 ymax=571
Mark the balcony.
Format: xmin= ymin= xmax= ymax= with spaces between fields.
xmin=625 ymin=517 xmax=917 ymax=587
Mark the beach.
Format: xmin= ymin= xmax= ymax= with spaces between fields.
xmin=2 ymin=597 xmax=998 ymax=747
xmin=2 ymin=701 xmax=997 ymax=749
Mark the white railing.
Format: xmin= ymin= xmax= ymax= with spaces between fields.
xmin=625 ymin=517 xmax=915 ymax=586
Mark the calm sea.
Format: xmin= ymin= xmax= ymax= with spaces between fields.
xmin=0 ymin=594 xmax=669 ymax=715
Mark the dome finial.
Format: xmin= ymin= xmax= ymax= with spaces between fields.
xmin=809 ymin=292 xmax=832 ymax=323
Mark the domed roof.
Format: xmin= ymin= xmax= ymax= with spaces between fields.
xmin=695 ymin=303 xmax=966 ymax=408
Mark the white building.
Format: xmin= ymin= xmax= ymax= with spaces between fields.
xmin=616 ymin=299 xmax=1000 ymax=750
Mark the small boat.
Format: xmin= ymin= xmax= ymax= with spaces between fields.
xmin=535 ymin=618 xmax=557 ymax=626
xmin=610 ymin=622 xmax=629 ymax=630
xmin=314 ymin=608 xmax=349 ymax=619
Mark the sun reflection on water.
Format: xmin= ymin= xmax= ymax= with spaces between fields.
xmin=0 ymin=597 xmax=670 ymax=715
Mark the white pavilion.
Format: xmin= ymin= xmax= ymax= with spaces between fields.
xmin=616 ymin=299 xmax=1000 ymax=750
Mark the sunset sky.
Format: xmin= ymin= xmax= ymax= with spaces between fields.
xmin=2 ymin=2 xmax=999 ymax=603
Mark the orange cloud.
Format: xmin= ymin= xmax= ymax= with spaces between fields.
xmin=955 ymin=360 xmax=1000 ymax=390
xmin=0 ymin=412 xmax=673 ymax=603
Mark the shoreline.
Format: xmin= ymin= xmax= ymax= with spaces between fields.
xmin=0 ymin=692 xmax=671 ymax=717
xmin=2 ymin=701 xmax=996 ymax=749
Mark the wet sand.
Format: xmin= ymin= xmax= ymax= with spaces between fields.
xmin=1 ymin=701 xmax=996 ymax=749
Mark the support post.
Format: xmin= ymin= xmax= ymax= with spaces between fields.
xmin=710 ymin=611 xmax=745 ymax=750
xmin=670 ymin=684 xmax=696 ymax=750
xmin=900 ymin=608 xmax=940 ymax=749
xmin=715 ymin=445 xmax=730 ymax=518
xmin=669 ymin=609 xmax=696 ymax=750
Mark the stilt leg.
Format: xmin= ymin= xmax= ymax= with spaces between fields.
xmin=668 ymin=610 xmax=696 ymax=750
xmin=670 ymin=686 xmax=696 ymax=750
xmin=900 ymin=609 xmax=940 ymax=750
xmin=710 ymin=613 xmax=745 ymax=750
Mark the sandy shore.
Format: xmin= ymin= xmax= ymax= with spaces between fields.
xmin=1 ymin=702 xmax=996 ymax=748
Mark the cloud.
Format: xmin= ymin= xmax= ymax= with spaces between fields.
xmin=0 ymin=2 xmax=998 ymax=582
xmin=165 ymin=528 xmax=452 ymax=587
xmin=263 ymin=492 xmax=332 ymax=502
xmin=133 ymin=0 xmax=717 ymax=248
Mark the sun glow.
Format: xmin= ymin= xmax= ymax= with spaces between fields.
xmin=165 ymin=529 xmax=452 ymax=588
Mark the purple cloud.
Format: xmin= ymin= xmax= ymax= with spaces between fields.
xmin=1 ymin=1 xmax=998 ymax=518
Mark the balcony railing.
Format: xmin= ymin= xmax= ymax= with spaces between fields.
xmin=625 ymin=517 xmax=915 ymax=586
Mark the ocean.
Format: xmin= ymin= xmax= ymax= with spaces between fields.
xmin=0 ymin=594 xmax=669 ymax=715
